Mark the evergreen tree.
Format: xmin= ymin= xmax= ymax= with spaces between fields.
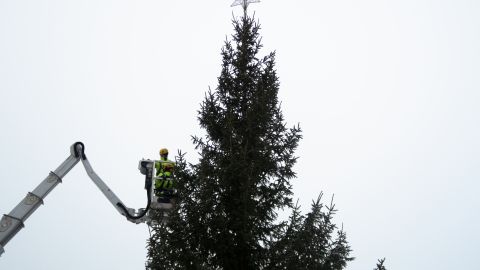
xmin=373 ymin=258 xmax=387 ymax=270
xmin=267 ymin=194 xmax=353 ymax=270
xmin=146 ymin=10 xmax=352 ymax=270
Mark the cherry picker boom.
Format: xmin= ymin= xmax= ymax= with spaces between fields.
xmin=0 ymin=142 xmax=167 ymax=257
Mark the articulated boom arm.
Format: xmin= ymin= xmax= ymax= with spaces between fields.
xmin=0 ymin=142 xmax=153 ymax=257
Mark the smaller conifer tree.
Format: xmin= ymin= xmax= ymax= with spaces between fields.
xmin=373 ymin=258 xmax=387 ymax=270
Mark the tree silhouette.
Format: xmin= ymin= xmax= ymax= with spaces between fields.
xmin=146 ymin=12 xmax=353 ymax=270
xmin=373 ymin=258 xmax=387 ymax=270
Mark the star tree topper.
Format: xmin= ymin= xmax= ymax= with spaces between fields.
xmin=231 ymin=0 xmax=261 ymax=11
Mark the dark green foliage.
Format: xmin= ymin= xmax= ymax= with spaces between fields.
xmin=373 ymin=258 xmax=387 ymax=270
xmin=146 ymin=152 xmax=204 ymax=269
xmin=146 ymin=13 xmax=352 ymax=270
xmin=267 ymin=194 xmax=353 ymax=270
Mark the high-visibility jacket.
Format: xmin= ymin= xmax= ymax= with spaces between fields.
xmin=154 ymin=158 xmax=175 ymax=190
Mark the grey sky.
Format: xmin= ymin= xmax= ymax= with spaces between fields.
xmin=1 ymin=0 xmax=479 ymax=269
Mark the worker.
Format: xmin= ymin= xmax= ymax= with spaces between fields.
xmin=154 ymin=148 xmax=175 ymax=203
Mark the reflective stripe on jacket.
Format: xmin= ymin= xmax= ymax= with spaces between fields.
xmin=154 ymin=179 xmax=174 ymax=189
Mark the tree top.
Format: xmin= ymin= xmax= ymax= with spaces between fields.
xmin=231 ymin=0 xmax=261 ymax=13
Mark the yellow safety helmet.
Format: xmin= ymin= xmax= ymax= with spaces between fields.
xmin=159 ymin=148 xmax=169 ymax=155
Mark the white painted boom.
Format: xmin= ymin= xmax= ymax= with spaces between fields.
xmin=0 ymin=142 xmax=150 ymax=257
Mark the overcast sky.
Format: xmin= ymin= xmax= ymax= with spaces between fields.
xmin=0 ymin=0 xmax=479 ymax=269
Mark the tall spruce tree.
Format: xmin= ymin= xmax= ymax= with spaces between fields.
xmin=146 ymin=10 xmax=352 ymax=270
